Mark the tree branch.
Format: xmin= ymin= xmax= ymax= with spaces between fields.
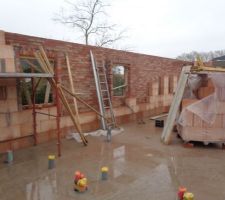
xmin=53 ymin=0 xmax=128 ymax=47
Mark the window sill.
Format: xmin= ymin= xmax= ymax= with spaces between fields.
xmin=22 ymin=103 xmax=55 ymax=110
xmin=112 ymin=96 xmax=126 ymax=99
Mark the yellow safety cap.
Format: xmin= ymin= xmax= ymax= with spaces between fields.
xmin=48 ymin=155 xmax=55 ymax=160
xmin=101 ymin=167 xmax=109 ymax=172
xmin=183 ymin=192 xmax=194 ymax=200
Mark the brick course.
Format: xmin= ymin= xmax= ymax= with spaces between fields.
xmin=0 ymin=31 xmax=189 ymax=152
xmin=5 ymin=32 xmax=186 ymax=109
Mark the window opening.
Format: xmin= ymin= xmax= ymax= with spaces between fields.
xmin=112 ymin=65 xmax=127 ymax=96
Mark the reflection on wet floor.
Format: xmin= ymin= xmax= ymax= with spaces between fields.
xmin=26 ymin=172 xmax=57 ymax=200
xmin=113 ymin=145 xmax=125 ymax=178
xmin=1 ymin=119 xmax=225 ymax=200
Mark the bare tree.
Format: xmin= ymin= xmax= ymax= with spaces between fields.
xmin=95 ymin=28 xmax=127 ymax=47
xmin=53 ymin=0 xmax=125 ymax=47
xmin=177 ymin=50 xmax=225 ymax=62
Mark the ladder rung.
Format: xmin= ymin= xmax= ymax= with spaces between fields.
xmin=107 ymin=122 xmax=114 ymax=125
xmin=101 ymin=90 xmax=108 ymax=92
xmin=104 ymin=106 xmax=110 ymax=109
xmin=103 ymin=98 xmax=109 ymax=100
xmin=97 ymin=69 xmax=104 ymax=72
xmin=100 ymin=82 xmax=106 ymax=84
xmin=98 ymin=73 xmax=106 ymax=76
xmin=107 ymin=123 xmax=114 ymax=126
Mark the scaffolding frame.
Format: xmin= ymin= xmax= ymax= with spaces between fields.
xmin=0 ymin=71 xmax=62 ymax=157
xmin=0 ymin=46 xmax=116 ymax=156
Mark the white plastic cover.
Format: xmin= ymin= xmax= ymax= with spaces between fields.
xmin=178 ymin=73 xmax=225 ymax=126
xmin=183 ymin=74 xmax=202 ymax=99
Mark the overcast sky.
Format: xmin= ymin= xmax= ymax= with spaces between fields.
xmin=0 ymin=0 xmax=225 ymax=58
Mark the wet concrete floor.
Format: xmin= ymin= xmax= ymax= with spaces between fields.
xmin=1 ymin=119 xmax=225 ymax=200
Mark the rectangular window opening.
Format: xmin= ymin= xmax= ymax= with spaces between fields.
xmin=19 ymin=57 xmax=54 ymax=107
xmin=0 ymin=86 xmax=7 ymax=100
xmin=112 ymin=65 xmax=127 ymax=96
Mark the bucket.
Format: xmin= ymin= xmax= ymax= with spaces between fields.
xmin=5 ymin=150 xmax=13 ymax=164
xmin=48 ymin=155 xmax=55 ymax=169
xmin=101 ymin=166 xmax=109 ymax=180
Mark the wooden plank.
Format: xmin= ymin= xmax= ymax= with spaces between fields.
xmin=24 ymin=59 xmax=42 ymax=73
xmin=34 ymin=51 xmax=52 ymax=75
xmin=44 ymin=81 xmax=51 ymax=103
xmin=60 ymin=84 xmax=111 ymax=123
xmin=47 ymin=78 xmax=88 ymax=145
xmin=65 ymin=53 xmax=81 ymax=124
xmin=161 ymin=65 xmax=191 ymax=144
xmin=112 ymin=84 xmax=127 ymax=90
xmin=150 ymin=113 xmax=168 ymax=120
xmin=39 ymin=46 xmax=54 ymax=74
xmin=35 ymin=47 xmax=87 ymax=145
xmin=192 ymin=66 xmax=225 ymax=73
xmin=57 ymin=84 xmax=87 ymax=145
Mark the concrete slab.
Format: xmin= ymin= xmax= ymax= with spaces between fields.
xmin=0 ymin=120 xmax=225 ymax=200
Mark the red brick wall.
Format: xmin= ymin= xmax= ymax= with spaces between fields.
xmin=0 ymin=31 xmax=190 ymax=153
xmin=5 ymin=32 xmax=186 ymax=112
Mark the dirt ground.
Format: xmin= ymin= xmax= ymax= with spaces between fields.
xmin=1 ymin=118 xmax=225 ymax=200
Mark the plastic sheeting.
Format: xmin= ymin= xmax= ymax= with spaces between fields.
xmin=66 ymin=128 xmax=124 ymax=143
xmin=178 ymin=73 xmax=225 ymax=126
xmin=183 ymin=74 xmax=202 ymax=99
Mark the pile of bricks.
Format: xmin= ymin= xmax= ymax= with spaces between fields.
xmin=178 ymin=77 xmax=225 ymax=143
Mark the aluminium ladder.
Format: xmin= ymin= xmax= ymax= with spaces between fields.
xmin=90 ymin=50 xmax=116 ymax=130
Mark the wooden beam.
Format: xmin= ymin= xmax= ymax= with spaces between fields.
xmin=161 ymin=65 xmax=191 ymax=144
xmin=46 ymin=78 xmax=88 ymax=145
xmin=65 ymin=53 xmax=81 ymax=124
xmin=39 ymin=46 xmax=54 ymax=74
xmin=44 ymin=81 xmax=51 ymax=103
xmin=24 ymin=59 xmax=42 ymax=73
xmin=60 ymin=84 xmax=111 ymax=123
xmin=34 ymin=48 xmax=88 ymax=145
xmin=112 ymin=84 xmax=127 ymax=90
xmin=34 ymin=51 xmax=52 ymax=74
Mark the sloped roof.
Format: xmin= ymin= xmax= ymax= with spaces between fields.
xmin=212 ymin=55 xmax=225 ymax=61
